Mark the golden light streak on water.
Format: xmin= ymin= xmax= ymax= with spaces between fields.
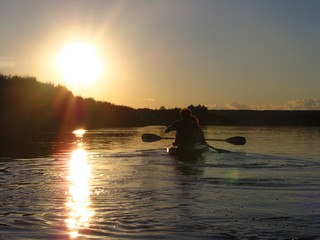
xmin=73 ymin=129 xmax=86 ymax=138
xmin=66 ymin=148 xmax=94 ymax=238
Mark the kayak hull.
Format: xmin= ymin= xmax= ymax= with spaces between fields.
xmin=167 ymin=143 xmax=209 ymax=156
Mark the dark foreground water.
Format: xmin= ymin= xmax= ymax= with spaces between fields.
xmin=0 ymin=126 xmax=319 ymax=239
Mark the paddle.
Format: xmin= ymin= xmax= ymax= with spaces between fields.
xmin=141 ymin=133 xmax=173 ymax=142
xmin=141 ymin=133 xmax=246 ymax=145
xmin=206 ymin=136 xmax=246 ymax=145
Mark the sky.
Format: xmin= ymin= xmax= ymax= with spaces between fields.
xmin=1 ymin=0 xmax=319 ymax=110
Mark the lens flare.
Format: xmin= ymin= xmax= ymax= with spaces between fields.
xmin=226 ymin=168 xmax=240 ymax=184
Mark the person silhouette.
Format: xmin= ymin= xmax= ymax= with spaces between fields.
xmin=165 ymin=108 xmax=206 ymax=149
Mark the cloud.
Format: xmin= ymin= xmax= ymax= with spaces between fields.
xmin=285 ymin=99 xmax=320 ymax=110
xmin=225 ymin=102 xmax=253 ymax=110
xmin=210 ymin=99 xmax=320 ymax=110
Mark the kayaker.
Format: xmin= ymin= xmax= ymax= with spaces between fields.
xmin=165 ymin=108 xmax=206 ymax=148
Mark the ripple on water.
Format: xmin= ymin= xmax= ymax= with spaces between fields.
xmin=1 ymin=126 xmax=320 ymax=239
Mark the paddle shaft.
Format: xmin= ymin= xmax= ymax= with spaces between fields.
xmin=206 ymin=138 xmax=226 ymax=141
xmin=162 ymin=136 xmax=245 ymax=145
xmin=142 ymin=133 xmax=246 ymax=145
xmin=163 ymin=137 xmax=230 ymax=141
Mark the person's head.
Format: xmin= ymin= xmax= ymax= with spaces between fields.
xmin=180 ymin=108 xmax=192 ymax=119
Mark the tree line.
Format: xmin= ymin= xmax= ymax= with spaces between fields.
xmin=0 ymin=75 xmax=220 ymax=142
xmin=1 ymin=74 xmax=319 ymax=148
xmin=0 ymin=75 xmax=144 ymax=146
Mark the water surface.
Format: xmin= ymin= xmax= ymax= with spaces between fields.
xmin=0 ymin=126 xmax=319 ymax=239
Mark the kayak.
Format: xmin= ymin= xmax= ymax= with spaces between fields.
xmin=167 ymin=142 xmax=209 ymax=156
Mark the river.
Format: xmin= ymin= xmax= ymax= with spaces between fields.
xmin=0 ymin=126 xmax=319 ymax=239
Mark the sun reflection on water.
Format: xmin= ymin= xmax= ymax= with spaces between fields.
xmin=73 ymin=129 xmax=86 ymax=138
xmin=66 ymin=130 xmax=94 ymax=238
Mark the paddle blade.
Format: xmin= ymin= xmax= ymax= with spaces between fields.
xmin=141 ymin=133 xmax=163 ymax=142
xmin=225 ymin=136 xmax=246 ymax=145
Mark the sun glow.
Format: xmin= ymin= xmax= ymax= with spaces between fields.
xmin=56 ymin=41 xmax=104 ymax=86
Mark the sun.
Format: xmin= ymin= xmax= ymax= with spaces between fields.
xmin=56 ymin=41 xmax=104 ymax=86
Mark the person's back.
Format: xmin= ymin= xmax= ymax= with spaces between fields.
xmin=190 ymin=115 xmax=206 ymax=145
xmin=165 ymin=108 xmax=206 ymax=149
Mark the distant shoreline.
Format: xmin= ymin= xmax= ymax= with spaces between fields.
xmin=1 ymin=75 xmax=320 ymax=147
xmin=208 ymin=109 xmax=320 ymax=126
xmin=137 ymin=108 xmax=320 ymax=127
